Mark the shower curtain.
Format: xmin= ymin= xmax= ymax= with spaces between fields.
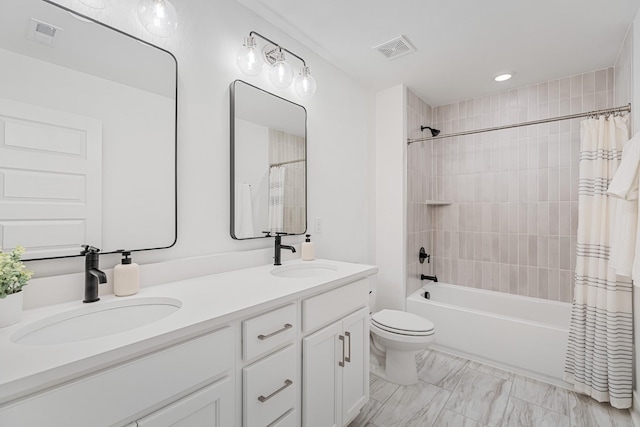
xmin=268 ymin=166 xmax=285 ymax=233
xmin=564 ymin=115 xmax=632 ymax=409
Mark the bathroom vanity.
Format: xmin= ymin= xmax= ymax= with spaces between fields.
xmin=0 ymin=259 xmax=376 ymax=427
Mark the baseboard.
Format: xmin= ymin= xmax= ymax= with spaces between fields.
xmin=632 ymin=390 xmax=640 ymax=427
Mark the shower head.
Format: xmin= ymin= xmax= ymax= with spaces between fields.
xmin=420 ymin=126 xmax=441 ymax=137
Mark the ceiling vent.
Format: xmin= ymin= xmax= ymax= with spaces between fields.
xmin=373 ymin=35 xmax=416 ymax=60
xmin=27 ymin=19 xmax=62 ymax=47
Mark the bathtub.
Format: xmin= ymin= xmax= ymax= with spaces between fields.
xmin=406 ymin=282 xmax=572 ymax=384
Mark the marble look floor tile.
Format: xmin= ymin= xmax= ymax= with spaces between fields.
xmin=348 ymin=398 xmax=382 ymax=427
xmin=510 ymin=374 xmax=569 ymax=415
xmin=417 ymin=349 xmax=469 ymax=390
xmin=371 ymin=380 xmax=451 ymax=427
xmin=445 ymin=370 xmax=512 ymax=426
xmin=466 ymin=360 xmax=514 ymax=381
xmin=502 ymin=397 xmax=570 ymax=427
xmin=369 ymin=374 xmax=399 ymax=403
xmin=568 ymin=392 xmax=633 ymax=427
xmin=434 ymin=409 xmax=489 ymax=427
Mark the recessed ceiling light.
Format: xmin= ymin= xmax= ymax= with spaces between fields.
xmin=494 ymin=72 xmax=514 ymax=82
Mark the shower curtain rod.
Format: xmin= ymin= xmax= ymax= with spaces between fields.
xmin=270 ymin=158 xmax=305 ymax=167
xmin=407 ymin=103 xmax=632 ymax=145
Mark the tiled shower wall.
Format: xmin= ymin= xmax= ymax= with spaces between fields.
xmin=407 ymin=68 xmax=617 ymax=302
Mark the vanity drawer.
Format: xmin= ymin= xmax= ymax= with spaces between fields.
xmin=243 ymin=345 xmax=297 ymax=427
xmin=243 ymin=303 xmax=296 ymax=361
xmin=302 ymin=278 xmax=369 ymax=332
xmin=0 ymin=327 xmax=234 ymax=427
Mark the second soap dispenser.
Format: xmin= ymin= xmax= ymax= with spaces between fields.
xmin=114 ymin=251 xmax=139 ymax=296
xmin=301 ymin=234 xmax=315 ymax=261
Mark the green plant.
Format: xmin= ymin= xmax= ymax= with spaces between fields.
xmin=0 ymin=246 xmax=33 ymax=298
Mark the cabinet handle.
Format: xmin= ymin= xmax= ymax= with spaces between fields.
xmin=339 ymin=335 xmax=346 ymax=367
xmin=258 ymin=323 xmax=293 ymax=340
xmin=345 ymin=331 xmax=351 ymax=363
xmin=258 ymin=379 xmax=293 ymax=402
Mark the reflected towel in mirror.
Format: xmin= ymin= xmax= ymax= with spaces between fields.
xmin=235 ymin=183 xmax=255 ymax=238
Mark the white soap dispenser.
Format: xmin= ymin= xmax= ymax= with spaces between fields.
xmin=114 ymin=251 xmax=139 ymax=296
xmin=301 ymin=234 xmax=315 ymax=261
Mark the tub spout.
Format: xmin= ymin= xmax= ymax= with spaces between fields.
xmin=421 ymin=274 xmax=438 ymax=282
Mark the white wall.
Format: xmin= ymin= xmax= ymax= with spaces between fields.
xmin=25 ymin=0 xmax=375 ymax=283
xmin=375 ymin=85 xmax=406 ymax=311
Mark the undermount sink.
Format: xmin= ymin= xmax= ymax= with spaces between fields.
xmin=271 ymin=263 xmax=338 ymax=278
xmin=11 ymin=297 xmax=182 ymax=346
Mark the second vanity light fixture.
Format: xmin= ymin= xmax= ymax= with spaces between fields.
xmin=237 ymin=31 xmax=317 ymax=99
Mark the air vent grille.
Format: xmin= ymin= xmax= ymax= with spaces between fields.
xmin=27 ymin=19 xmax=61 ymax=47
xmin=35 ymin=22 xmax=57 ymax=38
xmin=373 ymin=36 xmax=416 ymax=60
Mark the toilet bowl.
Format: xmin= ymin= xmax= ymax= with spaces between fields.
xmin=369 ymin=309 xmax=435 ymax=385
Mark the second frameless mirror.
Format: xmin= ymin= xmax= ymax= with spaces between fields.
xmin=230 ymin=80 xmax=307 ymax=239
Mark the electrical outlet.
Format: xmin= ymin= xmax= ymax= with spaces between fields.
xmin=314 ymin=217 xmax=323 ymax=234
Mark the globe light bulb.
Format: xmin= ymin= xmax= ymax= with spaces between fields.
xmin=237 ymin=36 xmax=264 ymax=76
xmin=137 ymin=0 xmax=178 ymax=38
xmin=294 ymin=66 xmax=317 ymax=99
xmin=268 ymin=50 xmax=294 ymax=88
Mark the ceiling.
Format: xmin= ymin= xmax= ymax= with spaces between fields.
xmin=235 ymin=0 xmax=640 ymax=106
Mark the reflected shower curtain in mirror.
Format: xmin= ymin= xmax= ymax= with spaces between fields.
xmin=268 ymin=166 xmax=285 ymax=233
xmin=564 ymin=115 xmax=632 ymax=409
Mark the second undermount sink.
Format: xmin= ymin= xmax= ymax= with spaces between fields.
xmin=271 ymin=263 xmax=338 ymax=278
xmin=11 ymin=297 xmax=182 ymax=346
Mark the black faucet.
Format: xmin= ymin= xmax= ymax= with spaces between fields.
xmin=274 ymin=232 xmax=296 ymax=266
xmin=421 ymin=274 xmax=438 ymax=282
xmin=82 ymin=245 xmax=107 ymax=303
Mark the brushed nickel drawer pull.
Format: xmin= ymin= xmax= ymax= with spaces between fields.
xmin=339 ymin=335 xmax=345 ymax=367
xmin=258 ymin=379 xmax=293 ymax=403
xmin=258 ymin=323 xmax=293 ymax=340
xmin=345 ymin=331 xmax=351 ymax=363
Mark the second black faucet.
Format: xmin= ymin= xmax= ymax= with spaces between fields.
xmin=274 ymin=233 xmax=296 ymax=266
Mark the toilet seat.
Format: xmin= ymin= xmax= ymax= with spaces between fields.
xmin=371 ymin=309 xmax=435 ymax=337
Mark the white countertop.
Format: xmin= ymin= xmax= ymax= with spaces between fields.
xmin=0 ymin=258 xmax=377 ymax=404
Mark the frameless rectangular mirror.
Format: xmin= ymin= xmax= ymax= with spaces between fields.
xmin=0 ymin=0 xmax=177 ymax=260
xmin=230 ymin=80 xmax=306 ymax=239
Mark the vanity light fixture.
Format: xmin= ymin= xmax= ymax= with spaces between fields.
xmin=494 ymin=72 xmax=514 ymax=82
xmin=136 ymin=0 xmax=178 ymax=37
xmin=237 ymin=31 xmax=317 ymax=99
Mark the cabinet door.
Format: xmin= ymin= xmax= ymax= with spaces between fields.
xmin=341 ymin=308 xmax=369 ymax=424
xmin=137 ymin=377 xmax=234 ymax=427
xmin=302 ymin=321 xmax=342 ymax=427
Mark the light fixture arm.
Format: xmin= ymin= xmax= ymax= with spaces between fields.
xmin=249 ymin=31 xmax=306 ymax=67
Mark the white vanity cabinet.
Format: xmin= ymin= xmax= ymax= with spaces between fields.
xmin=0 ymin=260 xmax=377 ymax=427
xmin=0 ymin=327 xmax=235 ymax=427
xmin=301 ymin=279 xmax=370 ymax=427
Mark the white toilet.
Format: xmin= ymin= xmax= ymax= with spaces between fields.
xmin=369 ymin=292 xmax=435 ymax=385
